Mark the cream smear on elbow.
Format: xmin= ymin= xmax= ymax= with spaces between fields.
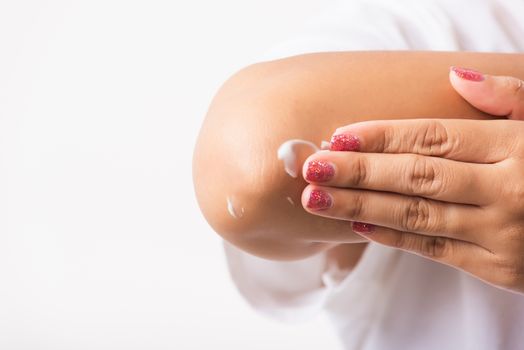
xmin=227 ymin=139 xmax=328 ymax=218
xmin=226 ymin=197 xmax=244 ymax=219
xmin=277 ymin=139 xmax=321 ymax=178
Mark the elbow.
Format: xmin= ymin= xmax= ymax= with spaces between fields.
xmin=192 ymin=62 xmax=325 ymax=260
xmin=192 ymin=63 xmax=287 ymax=256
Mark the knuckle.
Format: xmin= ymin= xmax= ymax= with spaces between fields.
xmin=346 ymin=192 xmax=365 ymax=219
xmin=513 ymin=79 xmax=523 ymax=97
xmin=382 ymin=126 xmax=403 ymax=153
xmin=419 ymin=236 xmax=451 ymax=259
xmin=393 ymin=233 xmax=453 ymax=261
xmin=406 ymin=155 xmax=444 ymax=196
xmin=348 ymin=155 xmax=369 ymax=187
xmin=392 ymin=232 xmax=409 ymax=250
xmin=414 ymin=121 xmax=452 ymax=156
xmin=400 ymin=197 xmax=432 ymax=232
xmin=502 ymin=76 xmax=523 ymax=97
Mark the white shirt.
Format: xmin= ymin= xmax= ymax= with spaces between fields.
xmin=224 ymin=0 xmax=524 ymax=349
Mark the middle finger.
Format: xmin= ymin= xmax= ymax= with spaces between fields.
xmin=303 ymin=151 xmax=499 ymax=206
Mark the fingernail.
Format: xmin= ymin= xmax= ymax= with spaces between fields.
xmin=306 ymin=160 xmax=335 ymax=182
xmin=330 ymin=133 xmax=360 ymax=151
xmin=352 ymin=221 xmax=375 ymax=234
xmin=307 ymin=189 xmax=332 ymax=210
xmin=450 ymin=66 xmax=485 ymax=82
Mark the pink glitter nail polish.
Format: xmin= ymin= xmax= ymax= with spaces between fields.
xmin=450 ymin=66 xmax=485 ymax=82
xmin=352 ymin=221 xmax=375 ymax=234
xmin=307 ymin=189 xmax=332 ymax=210
xmin=330 ymin=133 xmax=360 ymax=151
xmin=306 ymin=160 xmax=335 ymax=183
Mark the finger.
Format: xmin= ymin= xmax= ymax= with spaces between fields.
xmin=330 ymin=118 xmax=516 ymax=163
xmin=449 ymin=67 xmax=524 ymax=120
xmin=301 ymin=185 xmax=490 ymax=246
xmin=350 ymin=224 xmax=495 ymax=284
xmin=303 ymin=151 xmax=498 ymax=206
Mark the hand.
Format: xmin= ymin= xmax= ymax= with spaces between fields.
xmin=301 ymin=67 xmax=524 ymax=294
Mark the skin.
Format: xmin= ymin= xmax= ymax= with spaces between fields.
xmin=303 ymin=70 xmax=524 ymax=294
xmin=192 ymin=51 xmax=524 ymax=270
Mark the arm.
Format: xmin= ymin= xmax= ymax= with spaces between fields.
xmin=192 ymin=51 xmax=524 ymax=262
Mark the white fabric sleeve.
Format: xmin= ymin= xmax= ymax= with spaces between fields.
xmin=224 ymin=241 xmax=352 ymax=321
xmin=222 ymin=0 xmax=519 ymax=321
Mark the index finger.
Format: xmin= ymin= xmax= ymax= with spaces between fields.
xmin=330 ymin=119 xmax=516 ymax=163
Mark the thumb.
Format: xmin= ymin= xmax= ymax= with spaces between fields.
xmin=449 ymin=66 xmax=524 ymax=120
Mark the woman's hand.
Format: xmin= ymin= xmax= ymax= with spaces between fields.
xmin=301 ymin=68 xmax=524 ymax=293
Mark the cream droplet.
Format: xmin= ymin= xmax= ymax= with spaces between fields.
xmin=277 ymin=139 xmax=320 ymax=178
xmin=320 ymin=140 xmax=330 ymax=150
xmin=227 ymin=197 xmax=244 ymax=219
xmin=286 ymin=196 xmax=295 ymax=206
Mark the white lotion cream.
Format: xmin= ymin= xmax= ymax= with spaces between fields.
xmin=227 ymin=139 xmax=327 ymax=218
xmin=320 ymin=140 xmax=330 ymax=150
xmin=277 ymin=139 xmax=320 ymax=178
xmin=227 ymin=196 xmax=244 ymax=219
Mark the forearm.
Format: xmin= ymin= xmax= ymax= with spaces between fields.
xmin=193 ymin=51 xmax=524 ymax=261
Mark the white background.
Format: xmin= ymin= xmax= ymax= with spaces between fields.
xmin=0 ymin=1 xmax=342 ymax=349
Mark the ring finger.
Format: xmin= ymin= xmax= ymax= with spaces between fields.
xmin=302 ymin=185 xmax=492 ymax=246
xmin=303 ymin=151 xmax=500 ymax=206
